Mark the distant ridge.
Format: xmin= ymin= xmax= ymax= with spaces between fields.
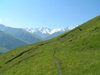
xmin=0 ymin=24 xmax=44 ymax=53
xmin=0 ymin=24 xmax=44 ymax=44
xmin=0 ymin=30 xmax=27 ymax=50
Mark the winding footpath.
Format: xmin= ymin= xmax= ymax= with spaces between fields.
xmin=53 ymin=50 xmax=62 ymax=75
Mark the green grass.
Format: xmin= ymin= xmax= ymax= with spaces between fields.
xmin=0 ymin=15 xmax=100 ymax=75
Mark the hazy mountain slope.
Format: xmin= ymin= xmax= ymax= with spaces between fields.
xmin=0 ymin=24 xmax=43 ymax=44
xmin=0 ymin=47 xmax=8 ymax=54
xmin=0 ymin=15 xmax=100 ymax=75
xmin=0 ymin=30 xmax=27 ymax=50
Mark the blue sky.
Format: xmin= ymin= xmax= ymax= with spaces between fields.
xmin=0 ymin=0 xmax=100 ymax=28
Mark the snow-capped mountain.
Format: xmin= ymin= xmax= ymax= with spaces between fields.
xmin=25 ymin=26 xmax=75 ymax=40
xmin=26 ymin=26 xmax=74 ymax=34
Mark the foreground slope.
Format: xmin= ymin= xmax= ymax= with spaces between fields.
xmin=0 ymin=15 xmax=100 ymax=75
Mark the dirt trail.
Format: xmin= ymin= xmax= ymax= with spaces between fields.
xmin=53 ymin=50 xmax=62 ymax=75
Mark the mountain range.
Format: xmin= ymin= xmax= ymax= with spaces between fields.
xmin=25 ymin=26 xmax=73 ymax=40
xmin=0 ymin=24 xmax=44 ymax=53
xmin=0 ymin=15 xmax=100 ymax=74
xmin=0 ymin=30 xmax=27 ymax=49
xmin=0 ymin=24 xmax=71 ymax=53
xmin=0 ymin=24 xmax=43 ymax=44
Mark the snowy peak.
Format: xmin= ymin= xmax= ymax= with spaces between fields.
xmin=39 ymin=27 xmax=51 ymax=34
xmin=25 ymin=26 xmax=76 ymax=40
xmin=26 ymin=26 xmax=74 ymax=35
xmin=49 ymin=28 xmax=65 ymax=34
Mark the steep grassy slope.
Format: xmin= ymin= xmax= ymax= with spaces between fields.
xmin=0 ymin=15 xmax=100 ymax=75
xmin=0 ymin=24 xmax=44 ymax=44
xmin=0 ymin=30 xmax=27 ymax=50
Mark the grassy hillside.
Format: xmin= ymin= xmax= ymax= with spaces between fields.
xmin=0 ymin=15 xmax=100 ymax=75
xmin=0 ymin=30 xmax=27 ymax=50
xmin=0 ymin=24 xmax=44 ymax=44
